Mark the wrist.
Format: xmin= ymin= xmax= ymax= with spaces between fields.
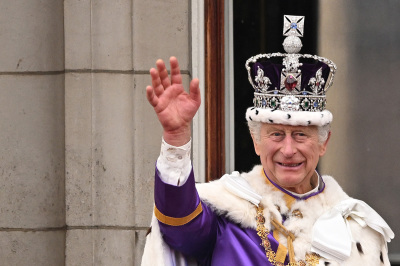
xmin=163 ymin=127 xmax=191 ymax=146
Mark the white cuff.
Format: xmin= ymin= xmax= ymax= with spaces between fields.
xmin=156 ymin=138 xmax=192 ymax=186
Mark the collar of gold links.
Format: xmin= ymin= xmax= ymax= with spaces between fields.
xmin=256 ymin=205 xmax=320 ymax=266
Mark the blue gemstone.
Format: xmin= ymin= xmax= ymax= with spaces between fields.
xmin=302 ymin=91 xmax=307 ymax=95
xmin=313 ymin=101 xmax=318 ymax=107
xmin=262 ymin=99 xmax=267 ymax=106
xmin=290 ymin=22 xmax=297 ymax=29
xmin=274 ymin=90 xmax=278 ymax=94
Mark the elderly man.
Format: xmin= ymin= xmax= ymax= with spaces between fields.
xmin=142 ymin=16 xmax=393 ymax=266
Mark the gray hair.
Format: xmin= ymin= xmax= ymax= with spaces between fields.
xmin=248 ymin=121 xmax=331 ymax=144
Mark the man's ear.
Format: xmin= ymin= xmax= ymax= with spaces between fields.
xmin=319 ymin=131 xmax=331 ymax=156
xmin=251 ymin=133 xmax=261 ymax=156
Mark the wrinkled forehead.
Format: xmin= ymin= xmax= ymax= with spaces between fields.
xmin=261 ymin=122 xmax=318 ymax=133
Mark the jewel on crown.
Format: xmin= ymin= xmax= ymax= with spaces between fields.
xmin=246 ymin=15 xmax=337 ymax=112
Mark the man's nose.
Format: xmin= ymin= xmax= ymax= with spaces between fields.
xmin=281 ymin=136 xmax=296 ymax=157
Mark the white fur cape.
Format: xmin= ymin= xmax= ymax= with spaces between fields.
xmin=142 ymin=165 xmax=390 ymax=266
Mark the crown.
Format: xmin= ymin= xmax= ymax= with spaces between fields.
xmin=245 ymin=15 xmax=337 ymax=118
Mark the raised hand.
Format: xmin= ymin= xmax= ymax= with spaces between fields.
xmin=146 ymin=56 xmax=201 ymax=146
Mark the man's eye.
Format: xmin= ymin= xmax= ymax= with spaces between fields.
xmin=273 ymin=133 xmax=282 ymax=136
xmin=295 ymin=132 xmax=307 ymax=138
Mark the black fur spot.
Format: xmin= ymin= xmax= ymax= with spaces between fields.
xmin=271 ymin=109 xmax=276 ymax=112
xmin=251 ymin=107 xmax=255 ymax=110
xmin=249 ymin=116 xmax=252 ymax=121
xmin=287 ymin=114 xmax=291 ymax=119
xmin=307 ymin=120 xmax=311 ymax=125
xmin=356 ymin=242 xmax=364 ymax=254
xmin=380 ymin=251 xmax=384 ymax=263
xmin=324 ymin=262 xmax=330 ymax=265
xmin=255 ymin=110 xmax=259 ymax=115
xmin=269 ymin=119 xmax=273 ymax=123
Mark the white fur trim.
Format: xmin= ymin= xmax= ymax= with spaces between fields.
xmin=246 ymin=107 xmax=332 ymax=126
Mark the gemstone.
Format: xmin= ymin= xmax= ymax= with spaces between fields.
xmin=302 ymin=91 xmax=307 ymax=95
xmin=313 ymin=101 xmax=318 ymax=108
xmin=262 ymin=99 xmax=267 ymax=106
xmin=257 ymin=215 xmax=265 ymax=224
xmin=281 ymin=96 xmax=300 ymax=111
xmin=284 ymin=75 xmax=298 ymax=91
xmin=290 ymin=22 xmax=297 ymax=29
xmin=271 ymin=99 xmax=276 ymax=107
xmin=262 ymin=240 xmax=271 ymax=248
xmin=304 ymin=101 xmax=309 ymax=108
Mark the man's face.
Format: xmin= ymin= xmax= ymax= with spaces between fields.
xmin=251 ymin=123 xmax=330 ymax=194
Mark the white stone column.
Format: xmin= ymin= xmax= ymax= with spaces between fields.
xmin=64 ymin=0 xmax=136 ymax=265
xmin=65 ymin=0 xmax=192 ymax=265
xmin=0 ymin=0 xmax=65 ymax=265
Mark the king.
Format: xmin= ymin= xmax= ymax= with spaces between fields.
xmin=142 ymin=15 xmax=394 ymax=265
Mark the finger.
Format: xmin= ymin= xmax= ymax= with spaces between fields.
xmin=156 ymin=59 xmax=171 ymax=89
xmin=170 ymin=56 xmax=182 ymax=85
xmin=150 ymin=68 xmax=164 ymax=97
xmin=189 ymin=78 xmax=201 ymax=105
xmin=146 ymin=85 xmax=158 ymax=107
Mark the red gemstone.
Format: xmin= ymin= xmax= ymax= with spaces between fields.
xmin=284 ymin=75 xmax=297 ymax=91
xmin=263 ymin=240 xmax=270 ymax=248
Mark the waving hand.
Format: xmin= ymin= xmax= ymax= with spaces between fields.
xmin=146 ymin=57 xmax=201 ymax=146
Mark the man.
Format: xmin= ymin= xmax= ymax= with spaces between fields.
xmin=142 ymin=15 xmax=394 ymax=266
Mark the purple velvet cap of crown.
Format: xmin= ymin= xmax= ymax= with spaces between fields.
xmin=250 ymin=60 xmax=331 ymax=93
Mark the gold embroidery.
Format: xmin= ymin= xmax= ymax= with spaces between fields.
xmin=256 ymin=205 xmax=320 ymax=266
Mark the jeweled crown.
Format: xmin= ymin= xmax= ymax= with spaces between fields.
xmin=246 ymin=15 xmax=337 ymax=112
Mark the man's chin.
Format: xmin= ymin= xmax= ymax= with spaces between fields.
xmin=274 ymin=174 xmax=305 ymax=189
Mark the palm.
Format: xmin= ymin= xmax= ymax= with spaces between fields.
xmin=146 ymin=57 xmax=201 ymax=144
xmin=154 ymin=83 xmax=199 ymax=131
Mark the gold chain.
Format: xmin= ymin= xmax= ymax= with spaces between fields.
xmin=255 ymin=205 xmax=320 ymax=266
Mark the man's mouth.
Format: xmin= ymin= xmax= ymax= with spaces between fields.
xmin=279 ymin=163 xmax=302 ymax=167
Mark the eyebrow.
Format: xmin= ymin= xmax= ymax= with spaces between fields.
xmin=266 ymin=126 xmax=314 ymax=134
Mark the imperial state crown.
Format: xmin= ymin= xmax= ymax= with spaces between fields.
xmin=246 ymin=15 xmax=337 ymax=127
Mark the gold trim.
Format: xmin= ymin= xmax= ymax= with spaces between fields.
xmin=154 ymin=203 xmax=203 ymax=226
xmin=276 ymin=240 xmax=288 ymax=263
xmin=256 ymin=205 xmax=320 ymax=266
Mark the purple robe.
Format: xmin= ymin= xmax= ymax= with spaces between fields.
xmin=154 ymin=167 xmax=322 ymax=265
